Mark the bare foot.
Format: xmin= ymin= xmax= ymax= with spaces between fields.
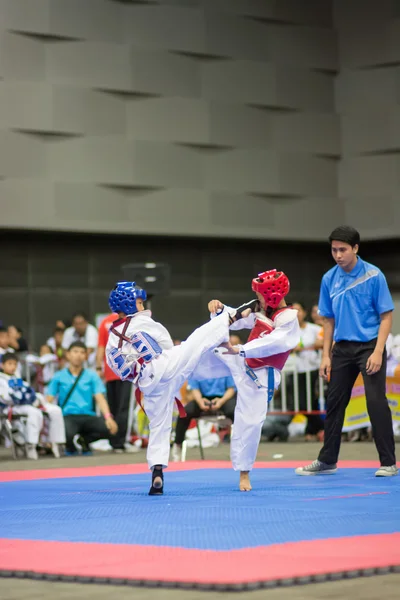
xmin=239 ymin=471 xmax=252 ymax=492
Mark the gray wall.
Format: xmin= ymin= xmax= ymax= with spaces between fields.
xmin=335 ymin=0 xmax=400 ymax=237
xmin=0 ymin=0 xmax=341 ymax=241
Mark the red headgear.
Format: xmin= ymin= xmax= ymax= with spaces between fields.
xmin=252 ymin=270 xmax=290 ymax=309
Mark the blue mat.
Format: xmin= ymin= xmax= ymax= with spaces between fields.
xmin=1 ymin=468 xmax=399 ymax=550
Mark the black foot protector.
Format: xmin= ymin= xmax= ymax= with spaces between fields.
xmin=149 ymin=465 xmax=164 ymax=496
xmin=229 ymin=299 xmax=260 ymax=325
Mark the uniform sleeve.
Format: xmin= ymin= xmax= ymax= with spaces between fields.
xmin=46 ymin=373 xmax=60 ymax=396
xmin=318 ymin=276 xmax=334 ymax=319
xmin=374 ymin=272 xmax=395 ymax=315
xmin=0 ymin=379 xmax=11 ymax=404
xmin=242 ymin=310 xmax=300 ymax=359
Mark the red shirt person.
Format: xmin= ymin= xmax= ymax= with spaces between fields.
xmin=96 ymin=313 xmax=137 ymax=453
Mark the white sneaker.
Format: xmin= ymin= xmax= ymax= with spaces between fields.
xmin=26 ymin=444 xmax=38 ymax=460
xmin=171 ymin=443 xmax=182 ymax=462
xmin=375 ymin=465 xmax=398 ymax=477
xmin=123 ymin=443 xmax=140 ymax=454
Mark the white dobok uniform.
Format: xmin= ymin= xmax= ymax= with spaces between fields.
xmin=0 ymin=374 xmax=65 ymax=446
xmin=192 ymin=304 xmax=300 ymax=472
xmin=105 ymin=310 xmax=230 ymax=469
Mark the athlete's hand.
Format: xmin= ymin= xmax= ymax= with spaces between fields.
xmin=319 ymin=356 xmax=331 ymax=381
xmin=218 ymin=342 xmax=240 ymax=355
xmin=208 ymin=299 xmax=224 ymax=314
xmin=366 ymin=350 xmax=383 ymax=375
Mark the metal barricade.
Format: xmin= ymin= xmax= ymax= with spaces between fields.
xmin=270 ymin=354 xmax=326 ymax=416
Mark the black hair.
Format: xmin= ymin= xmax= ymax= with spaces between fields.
xmin=328 ymin=226 xmax=360 ymax=248
xmin=292 ymin=301 xmax=307 ymax=312
xmin=0 ymin=327 xmax=7 ymax=334
xmin=72 ymin=312 xmax=88 ymax=322
xmin=68 ymin=341 xmax=87 ymax=351
xmin=54 ymin=327 xmax=65 ymax=334
xmin=1 ymin=352 xmax=18 ymax=364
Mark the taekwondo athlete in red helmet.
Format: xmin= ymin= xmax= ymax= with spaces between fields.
xmin=208 ymin=270 xmax=300 ymax=492
xmin=105 ymin=281 xmax=251 ymax=496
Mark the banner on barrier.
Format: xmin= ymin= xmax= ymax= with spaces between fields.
xmin=343 ymin=375 xmax=400 ymax=432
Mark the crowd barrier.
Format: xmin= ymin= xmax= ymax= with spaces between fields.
xmin=19 ymin=354 xmax=400 ymax=435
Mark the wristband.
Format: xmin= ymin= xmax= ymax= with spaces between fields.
xmin=103 ymin=412 xmax=113 ymax=419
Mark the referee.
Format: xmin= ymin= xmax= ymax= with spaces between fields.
xmin=296 ymin=226 xmax=397 ymax=477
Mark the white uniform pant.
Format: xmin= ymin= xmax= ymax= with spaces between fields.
xmin=41 ymin=402 xmax=66 ymax=444
xmin=9 ymin=405 xmax=44 ymax=445
xmin=142 ymin=313 xmax=230 ymax=469
xmin=213 ymin=350 xmax=279 ymax=472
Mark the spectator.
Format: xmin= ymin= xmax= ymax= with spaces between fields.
xmin=7 ymin=326 xmax=29 ymax=352
xmin=0 ymin=353 xmax=65 ymax=459
xmin=96 ymin=312 xmax=138 ymax=453
xmin=47 ymin=341 xmax=118 ymax=456
xmin=62 ymin=313 xmax=98 ymax=368
xmin=0 ymin=327 xmax=13 ymax=358
xmin=310 ymin=304 xmax=324 ymax=327
xmin=25 ymin=345 xmax=59 ymax=394
xmin=47 ymin=327 xmax=65 ymax=361
xmin=291 ymin=302 xmax=324 ymax=441
xmin=172 ymin=375 xmax=236 ymax=461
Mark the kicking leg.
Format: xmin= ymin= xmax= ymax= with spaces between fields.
xmin=214 ymin=351 xmax=271 ymax=490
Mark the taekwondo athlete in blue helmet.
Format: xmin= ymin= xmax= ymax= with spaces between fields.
xmin=105 ymin=281 xmax=252 ymax=496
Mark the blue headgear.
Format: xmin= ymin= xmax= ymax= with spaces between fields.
xmin=109 ymin=281 xmax=147 ymax=315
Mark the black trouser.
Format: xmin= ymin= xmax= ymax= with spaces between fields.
xmin=318 ymin=339 xmax=396 ymax=466
xmin=106 ymin=379 xmax=132 ymax=449
xmin=298 ymin=370 xmax=325 ymax=436
xmin=174 ymin=396 xmax=236 ymax=445
xmin=64 ymin=414 xmax=111 ymax=452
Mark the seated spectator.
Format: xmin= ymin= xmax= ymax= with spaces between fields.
xmin=0 ymin=353 xmax=65 ymax=459
xmin=7 ymin=325 xmax=29 ymax=352
xmin=25 ymin=345 xmax=59 ymax=394
xmin=0 ymin=327 xmax=13 ymax=358
xmin=172 ymin=375 xmax=237 ymax=461
xmin=47 ymin=327 xmax=65 ymax=361
xmin=0 ymin=327 xmax=22 ymax=376
xmin=46 ymin=341 xmax=118 ymax=456
xmin=62 ymin=313 xmax=98 ymax=368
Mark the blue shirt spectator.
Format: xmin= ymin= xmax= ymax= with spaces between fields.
xmin=47 ymin=368 xmax=106 ymax=416
xmin=188 ymin=376 xmax=236 ymax=398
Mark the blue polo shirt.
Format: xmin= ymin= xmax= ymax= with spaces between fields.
xmin=47 ymin=368 xmax=106 ymax=416
xmin=188 ymin=376 xmax=236 ymax=398
xmin=318 ymin=257 xmax=394 ymax=343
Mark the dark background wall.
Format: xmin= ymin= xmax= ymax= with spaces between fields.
xmin=1 ymin=229 xmax=399 ymax=349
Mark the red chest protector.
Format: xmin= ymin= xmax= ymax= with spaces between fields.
xmin=245 ymin=308 xmax=291 ymax=371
